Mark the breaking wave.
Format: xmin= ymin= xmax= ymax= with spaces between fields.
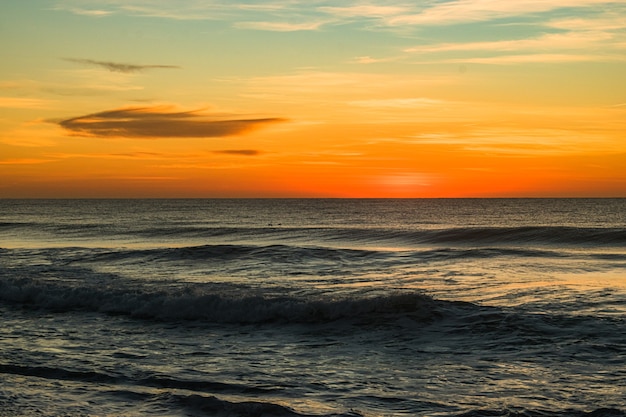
xmin=453 ymin=409 xmax=625 ymax=417
xmin=1 ymin=363 xmax=621 ymax=417
xmin=3 ymin=218 xmax=626 ymax=248
xmin=0 ymin=273 xmax=449 ymax=324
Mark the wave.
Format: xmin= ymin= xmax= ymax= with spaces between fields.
xmin=331 ymin=225 xmax=626 ymax=247
xmin=81 ymin=244 xmax=383 ymax=264
xmin=0 ymin=364 xmax=278 ymax=396
xmin=141 ymin=225 xmax=617 ymax=248
xmin=0 ymin=273 xmax=452 ymax=324
xmin=1 ymin=361 xmax=623 ymax=417
xmin=416 ymin=226 xmax=626 ymax=246
xmin=3 ymin=270 xmax=623 ymax=347
xmin=172 ymin=395 xmax=624 ymax=417
xmin=0 ymin=364 xmax=359 ymax=416
xmin=2 ymin=361 xmax=622 ymax=417
xmin=102 ymin=224 xmax=626 ymax=247
xmin=4 ymin=218 xmax=626 ymax=248
xmin=5 ymin=243 xmax=625 ymax=279
xmin=168 ymin=393 xmax=363 ymax=417
xmin=453 ymin=409 xmax=625 ymax=417
xmin=49 ymin=244 xmax=575 ymax=269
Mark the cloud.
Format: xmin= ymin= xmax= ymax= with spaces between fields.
xmin=242 ymin=71 xmax=454 ymax=103
xmin=55 ymin=0 xmax=625 ymax=29
xmin=0 ymin=74 xmax=142 ymax=98
xmin=386 ymin=0 xmax=624 ymax=26
xmin=234 ymin=20 xmax=327 ymax=31
xmin=319 ymin=5 xmax=410 ymax=18
xmin=66 ymin=8 xmax=112 ymax=16
xmin=0 ymin=97 xmax=54 ymax=109
xmin=63 ymin=58 xmax=180 ymax=73
xmin=213 ymin=149 xmax=261 ymax=156
xmin=547 ymin=15 xmax=626 ymax=31
xmin=447 ymin=53 xmax=625 ymax=64
xmin=349 ymin=98 xmax=445 ymax=108
xmin=47 ymin=151 xmax=170 ymax=160
xmin=0 ymin=80 xmax=39 ymax=90
xmin=350 ymin=55 xmax=398 ymax=64
xmin=57 ymin=105 xmax=286 ymax=138
xmin=406 ymin=32 xmax=615 ymax=53
xmin=0 ymin=158 xmax=54 ymax=165
xmin=404 ymin=125 xmax=625 ymax=155
xmin=57 ymin=1 xmax=291 ymax=22
xmin=401 ymin=14 xmax=625 ymax=65
xmin=0 ymin=120 xmax=60 ymax=147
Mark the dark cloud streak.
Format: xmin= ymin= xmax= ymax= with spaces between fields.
xmin=213 ymin=149 xmax=261 ymax=156
xmin=57 ymin=106 xmax=286 ymax=138
xmin=63 ymin=58 xmax=180 ymax=73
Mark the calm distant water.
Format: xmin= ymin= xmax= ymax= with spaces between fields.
xmin=1 ymin=199 xmax=625 ymax=417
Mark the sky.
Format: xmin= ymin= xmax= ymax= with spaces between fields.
xmin=1 ymin=0 xmax=625 ymax=198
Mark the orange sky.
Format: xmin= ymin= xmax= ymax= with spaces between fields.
xmin=1 ymin=1 xmax=625 ymax=197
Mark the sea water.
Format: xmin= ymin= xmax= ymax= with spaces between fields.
xmin=0 ymin=199 xmax=624 ymax=417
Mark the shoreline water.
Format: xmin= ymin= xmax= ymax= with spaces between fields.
xmin=1 ymin=199 xmax=624 ymax=416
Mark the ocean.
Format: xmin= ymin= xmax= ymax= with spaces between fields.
xmin=0 ymin=198 xmax=624 ymax=417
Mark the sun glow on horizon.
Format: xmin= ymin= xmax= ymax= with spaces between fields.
xmin=1 ymin=1 xmax=625 ymax=198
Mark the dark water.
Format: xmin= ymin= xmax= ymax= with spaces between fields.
xmin=1 ymin=199 xmax=624 ymax=416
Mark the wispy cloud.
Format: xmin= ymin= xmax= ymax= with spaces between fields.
xmin=546 ymin=14 xmax=626 ymax=31
xmin=234 ymin=20 xmax=326 ymax=31
xmin=47 ymin=151 xmax=171 ymax=160
xmin=213 ymin=149 xmax=262 ymax=156
xmin=0 ymin=97 xmax=54 ymax=109
xmin=406 ymin=31 xmax=615 ymax=53
xmin=64 ymin=58 xmax=180 ymax=73
xmin=446 ymin=53 xmax=626 ymax=64
xmin=56 ymin=1 xmax=292 ymax=23
xmin=65 ymin=8 xmax=112 ymax=16
xmin=0 ymin=120 xmax=59 ymax=148
xmin=0 ymin=137 xmax=57 ymax=148
xmin=109 ymin=176 xmax=182 ymax=181
xmin=0 ymin=80 xmax=39 ymax=90
xmin=51 ymin=68 xmax=145 ymax=94
xmin=350 ymin=55 xmax=399 ymax=64
xmin=400 ymin=7 xmax=626 ymax=65
xmin=242 ymin=70 xmax=455 ymax=104
xmin=0 ymin=158 xmax=54 ymax=165
xmin=57 ymin=105 xmax=287 ymax=138
xmin=405 ymin=125 xmax=625 ymax=155
xmin=349 ymin=98 xmax=445 ymax=108
xmin=0 ymin=74 xmax=141 ymax=98
xmin=318 ymin=5 xmax=410 ymax=18
xmin=46 ymin=149 xmax=270 ymax=167
xmin=55 ymin=0 xmax=625 ymax=30
xmin=386 ymin=0 xmax=624 ymax=26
